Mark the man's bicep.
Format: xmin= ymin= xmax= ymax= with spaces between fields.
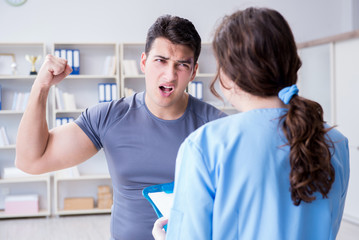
xmin=42 ymin=122 xmax=99 ymax=172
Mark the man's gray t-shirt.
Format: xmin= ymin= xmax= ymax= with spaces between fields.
xmin=75 ymin=91 xmax=226 ymax=240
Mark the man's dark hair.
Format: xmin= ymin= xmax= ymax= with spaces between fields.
xmin=145 ymin=15 xmax=201 ymax=64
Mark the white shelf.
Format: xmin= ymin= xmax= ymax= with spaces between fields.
xmin=0 ymin=42 xmax=48 ymax=219
xmin=196 ymin=73 xmax=216 ymax=78
xmin=52 ymin=42 xmax=120 ymax=129
xmin=56 ymin=208 xmax=111 ymax=216
xmin=0 ymin=145 xmax=16 ymax=150
xmin=0 ymin=175 xmax=50 ymax=184
xmin=0 ymin=75 xmax=36 ymax=80
xmin=54 ymin=109 xmax=86 ymax=114
xmin=123 ymin=74 xmax=145 ymax=79
xmin=51 ymin=43 xmax=118 ymax=217
xmin=0 ymin=110 xmax=24 ymax=115
xmin=54 ymin=172 xmax=112 ymax=217
xmin=54 ymin=174 xmax=111 ymax=181
xmin=0 ymin=174 xmax=51 ymax=219
xmin=64 ymin=75 xmax=117 ymax=79
xmin=0 ymin=209 xmax=50 ymax=219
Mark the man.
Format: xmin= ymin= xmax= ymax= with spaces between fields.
xmin=16 ymin=15 xmax=226 ymax=240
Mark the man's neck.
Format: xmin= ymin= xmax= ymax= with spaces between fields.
xmin=145 ymin=93 xmax=189 ymax=120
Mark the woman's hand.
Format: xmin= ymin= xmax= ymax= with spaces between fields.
xmin=152 ymin=217 xmax=168 ymax=240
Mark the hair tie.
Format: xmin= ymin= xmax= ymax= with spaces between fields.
xmin=278 ymin=85 xmax=299 ymax=104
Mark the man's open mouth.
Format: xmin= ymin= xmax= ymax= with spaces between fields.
xmin=159 ymin=85 xmax=174 ymax=93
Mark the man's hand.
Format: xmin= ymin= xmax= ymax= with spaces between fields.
xmin=152 ymin=217 xmax=168 ymax=240
xmin=35 ymin=54 xmax=72 ymax=89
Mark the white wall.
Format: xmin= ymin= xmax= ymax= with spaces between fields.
xmin=0 ymin=0 xmax=354 ymax=47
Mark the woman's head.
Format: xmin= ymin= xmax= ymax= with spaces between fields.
xmin=211 ymin=7 xmax=302 ymax=98
xmin=211 ymin=7 xmax=335 ymax=206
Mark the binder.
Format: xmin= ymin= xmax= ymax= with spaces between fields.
xmin=54 ymin=49 xmax=61 ymax=58
xmin=111 ymin=83 xmax=117 ymax=100
xmin=105 ymin=83 xmax=112 ymax=102
xmin=72 ymin=49 xmax=80 ymax=74
xmin=60 ymin=49 xmax=67 ymax=59
xmin=190 ymin=82 xmax=196 ymax=97
xmin=56 ymin=118 xmax=62 ymax=127
xmin=61 ymin=117 xmax=69 ymax=125
xmin=196 ymin=81 xmax=203 ymax=100
xmin=98 ymin=83 xmax=105 ymax=103
xmin=67 ymin=50 xmax=73 ymax=73
xmin=0 ymin=84 xmax=2 ymax=110
xmin=143 ymin=182 xmax=174 ymax=219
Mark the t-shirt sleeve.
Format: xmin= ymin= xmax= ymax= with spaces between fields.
xmin=74 ymin=103 xmax=109 ymax=150
xmin=166 ymin=138 xmax=215 ymax=240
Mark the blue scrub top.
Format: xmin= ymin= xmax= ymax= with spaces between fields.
xmin=167 ymin=108 xmax=349 ymax=240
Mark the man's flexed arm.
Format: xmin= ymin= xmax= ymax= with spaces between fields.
xmin=16 ymin=55 xmax=98 ymax=174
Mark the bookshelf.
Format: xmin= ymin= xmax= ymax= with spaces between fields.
xmin=50 ymin=43 xmax=118 ymax=216
xmin=120 ymin=43 xmax=145 ymax=97
xmin=0 ymin=43 xmax=50 ymax=218
xmin=51 ymin=43 xmax=120 ymax=127
xmin=0 ymin=175 xmax=51 ymax=218
xmin=54 ymin=173 xmax=112 ymax=216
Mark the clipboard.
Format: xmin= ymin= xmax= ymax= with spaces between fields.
xmin=142 ymin=181 xmax=174 ymax=219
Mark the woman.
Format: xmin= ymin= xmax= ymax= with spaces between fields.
xmin=153 ymin=7 xmax=349 ymax=240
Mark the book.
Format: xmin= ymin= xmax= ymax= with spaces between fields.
xmin=0 ymin=126 xmax=10 ymax=146
xmin=123 ymin=60 xmax=139 ymax=75
xmin=55 ymin=87 xmax=64 ymax=110
xmin=0 ymin=126 xmax=5 ymax=147
xmin=103 ymin=56 xmax=116 ymax=76
xmin=11 ymin=92 xmax=30 ymax=111
xmin=0 ymin=84 xmax=2 ymax=110
xmin=124 ymin=87 xmax=135 ymax=97
xmin=63 ymin=92 xmax=76 ymax=110
xmin=55 ymin=88 xmax=76 ymax=110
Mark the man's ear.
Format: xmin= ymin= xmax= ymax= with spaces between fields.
xmin=140 ymin=52 xmax=147 ymax=73
xmin=190 ymin=63 xmax=198 ymax=82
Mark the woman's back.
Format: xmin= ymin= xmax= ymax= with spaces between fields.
xmin=168 ymin=109 xmax=349 ymax=240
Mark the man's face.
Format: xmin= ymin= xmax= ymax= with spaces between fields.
xmin=140 ymin=37 xmax=198 ymax=116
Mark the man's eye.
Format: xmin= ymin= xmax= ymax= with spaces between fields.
xmin=155 ymin=59 xmax=164 ymax=63
xmin=179 ymin=63 xmax=190 ymax=70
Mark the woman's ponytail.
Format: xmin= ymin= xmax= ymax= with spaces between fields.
xmin=281 ymin=95 xmax=335 ymax=206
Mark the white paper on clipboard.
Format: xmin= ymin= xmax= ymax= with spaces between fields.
xmin=148 ymin=192 xmax=174 ymax=218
